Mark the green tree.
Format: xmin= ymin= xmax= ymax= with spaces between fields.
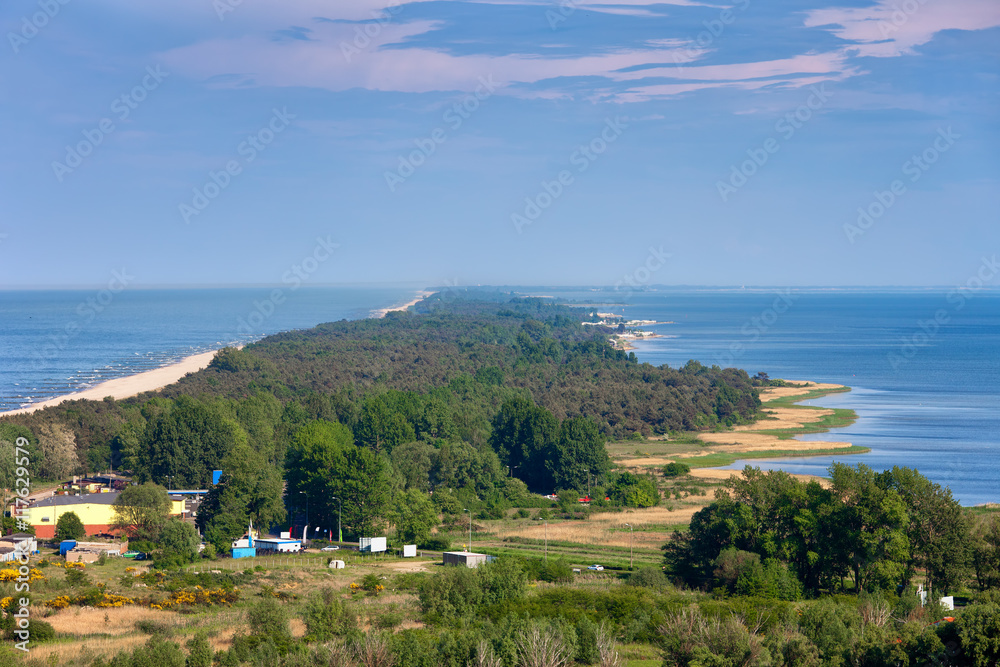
xmin=55 ymin=511 xmax=86 ymax=541
xmin=829 ymin=463 xmax=910 ymax=593
xmin=158 ymin=517 xmax=200 ymax=562
xmin=391 ymin=441 xmax=437 ymax=491
xmin=549 ymin=416 xmax=610 ymax=491
xmin=111 ymin=483 xmax=171 ymax=541
xmin=135 ymin=396 xmax=249 ymax=488
xmin=971 ymin=514 xmax=1000 ymax=591
xmin=878 ymin=466 xmax=971 ymax=594
xmin=196 ymin=442 xmax=286 ymax=552
xmin=610 ymin=472 xmax=659 ymax=508
xmin=356 ymin=395 xmax=415 ymax=454
xmin=285 ymin=420 xmax=392 ymax=538
xmin=488 ymin=397 xmax=559 ymax=491
xmin=392 ymin=488 xmax=439 ymax=545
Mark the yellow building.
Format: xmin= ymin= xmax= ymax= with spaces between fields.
xmin=27 ymin=491 xmax=185 ymax=539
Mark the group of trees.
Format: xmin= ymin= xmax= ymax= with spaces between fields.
xmin=664 ymin=463 xmax=985 ymax=597
xmin=2 ymin=294 xmax=763 ymax=550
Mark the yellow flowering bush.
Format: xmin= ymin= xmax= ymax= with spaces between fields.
xmin=0 ymin=597 xmax=12 ymax=609
xmin=151 ymin=586 xmax=240 ymax=610
xmin=0 ymin=568 xmax=45 ymax=582
xmin=45 ymin=596 xmax=71 ymax=609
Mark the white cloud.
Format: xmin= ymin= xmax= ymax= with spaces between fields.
xmin=804 ymin=0 xmax=1000 ymax=57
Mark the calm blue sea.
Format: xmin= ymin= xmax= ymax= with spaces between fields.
xmin=3 ymin=287 xmax=998 ymax=505
xmin=536 ymin=288 xmax=1000 ymax=506
xmin=0 ymin=287 xmax=415 ymax=413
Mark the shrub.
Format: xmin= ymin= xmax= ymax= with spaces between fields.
xmin=185 ymin=634 xmax=214 ymax=667
xmin=245 ymin=597 xmax=292 ymax=651
xmin=65 ymin=568 xmax=89 ymax=587
xmin=304 ymin=589 xmax=357 ymax=641
xmin=662 ymin=463 xmax=691 ymax=478
xmin=419 ymin=566 xmax=482 ymax=618
xmin=421 ymin=537 xmax=451 ymax=551
xmin=627 ymin=566 xmax=669 ymax=590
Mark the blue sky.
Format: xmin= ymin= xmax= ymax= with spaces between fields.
xmin=1 ymin=0 xmax=997 ymax=288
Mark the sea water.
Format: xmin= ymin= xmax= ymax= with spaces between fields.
xmin=555 ymin=288 xmax=1000 ymax=506
xmin=0 ymin=287 xmax=415 ymax=412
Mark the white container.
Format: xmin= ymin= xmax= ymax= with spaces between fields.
xmin=403 ymin=544 xmax=417 ymax=558
xmin=359 ymin=537 xmax=387 ymax=553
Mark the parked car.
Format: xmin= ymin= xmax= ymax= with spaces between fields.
xmin=587 ymin=564 xmax=604 ymax=571
xmin=133 ymin=553 xmax=148 ymax=561
xmin=320 ymin=545 xmax=340 ymax=552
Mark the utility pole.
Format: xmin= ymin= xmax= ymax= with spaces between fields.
xmin=625 ymin=523 xmax=633 ymax=570
xmin=332 ymin=496 xmax=342 ymax=544
xmin=299 ymin=491 xmax=309 ymax=541
xmin=544 ymin=520 xmax=548 ymax=562
xmin=463 ymin=509 xmax=472 ymax=552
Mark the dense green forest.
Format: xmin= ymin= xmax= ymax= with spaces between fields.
xmin=1 ymin=293 xmax=761 ymax=545
xmin=3 ymin=293 xmax=1000 ymax=666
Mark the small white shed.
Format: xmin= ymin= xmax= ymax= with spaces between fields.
xmin=403 ymin=544 xmax=417 ymax=558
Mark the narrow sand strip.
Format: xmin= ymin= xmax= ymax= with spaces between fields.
xmin=0 ymin=349 xmax=220 ymax=417
xmin=372 ymin=290 xmax=433 ymax=318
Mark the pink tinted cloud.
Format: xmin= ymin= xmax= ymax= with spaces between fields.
xmin=805 ymin=0 xmax=1000 ymax=57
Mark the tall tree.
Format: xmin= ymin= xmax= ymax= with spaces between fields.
xmin=877 ymin=466 xmax=971 ymax=594
xmin=549 ymin=416 xmax=610 ymax=491
xmin=136 ymin=396 xmax=247 ymax=487
xmin=285 ymin=420 xmax=393 ymax=538
xmin=829 ymin=463 xmax=910 ymax=593
xmin=197 ymin=441 xmax=286 ymax=552
xmin=112 ymin=483 xmax=172 ymax=541
xmin=488 ymin=397 xmax=559 ymax=490
xmin=391 ymin=488 xmax=439 ymax=545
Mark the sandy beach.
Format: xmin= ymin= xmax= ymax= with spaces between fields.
xmin=614 ymin=381 xmax=858 ymax=485
xmin=3 ymin=290 xmax=436 ymax=419
xmin=371 ymin=290 xmax=433 ymax=318
xmin=0 ymin=349 xmax=222 ymax=417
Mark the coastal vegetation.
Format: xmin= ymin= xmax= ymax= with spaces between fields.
xmin=2 ymin=294 xmax=999 ymax=665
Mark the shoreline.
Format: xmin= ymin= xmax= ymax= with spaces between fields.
xmin=616 ymin=381 xmax=862 ymax=486
xmin=2 ymin=289 xmax=435 ymax=418
xmin=371 ymin=290 xmax=433 ymax=318
xmin=0 ymin=349 xmax=223 ymax=417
